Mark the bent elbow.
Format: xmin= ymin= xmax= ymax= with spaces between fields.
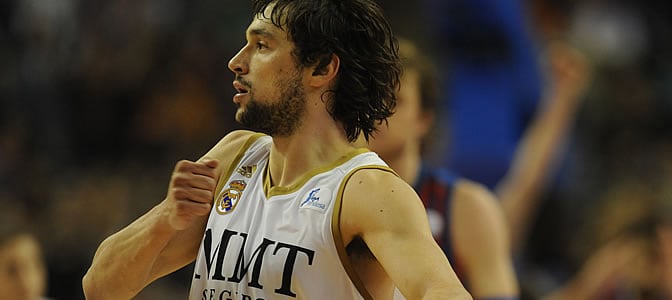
xmin=82 ymin=271 xmax=100 ymax=299
xmin=82 ymin=269 xmax=119 ymax=300
xmin=82 ymin=267 xmax=142 ymax=300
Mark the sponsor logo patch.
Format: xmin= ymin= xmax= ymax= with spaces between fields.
xmin=237 ymin=165 xmax=257 ymax=178
xmin=299 ymin=187 xmax=331 ymax=212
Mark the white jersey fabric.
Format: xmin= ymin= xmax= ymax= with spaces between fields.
xmin=189 ymin=134 xmax=393 ymax=300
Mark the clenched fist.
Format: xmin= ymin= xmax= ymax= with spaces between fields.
xmin=165 ymin=159 xmax=219 ymax=230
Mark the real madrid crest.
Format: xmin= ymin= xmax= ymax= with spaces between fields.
xmin=215 ymin=180 xmax=247 ymax=214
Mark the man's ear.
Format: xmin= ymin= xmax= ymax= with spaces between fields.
xmin=309 ymin=54 xmax=339 ymax=87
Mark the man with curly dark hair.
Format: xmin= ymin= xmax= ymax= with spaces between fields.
xmin=82 ymin=0 xmax=471 ymax=299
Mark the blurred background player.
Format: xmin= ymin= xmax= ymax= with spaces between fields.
xmin=367 ymin=37 xmax=519 ymax=299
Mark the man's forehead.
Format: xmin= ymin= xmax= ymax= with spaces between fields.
xmin=246 ymin=14 xmax=286 ymax=39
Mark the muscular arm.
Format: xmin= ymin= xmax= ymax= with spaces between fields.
xmin=341 ymin=169 xmax=472 ymax=300
xmin=82 ymin=130 xmax=256 ymax=299
xmin=452 ymin=180 xmax=519 ymax=299
xmin=82 ymin=202 xmax=202 ymax=300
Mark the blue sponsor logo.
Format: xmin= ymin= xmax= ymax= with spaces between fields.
xmin=300 ymin=188 xmax=326 ymax=210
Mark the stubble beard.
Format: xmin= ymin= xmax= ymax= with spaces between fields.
xmin=236 ymin=72 xmax=306 ymax=137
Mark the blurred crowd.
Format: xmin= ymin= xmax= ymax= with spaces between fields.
xmin=1 ymin=1 xmax=251 ymax=298
xmin=1 ymin=0 xmax=672 ymax=299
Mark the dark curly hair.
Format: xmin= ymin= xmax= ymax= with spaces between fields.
xmin=252 ymin=0 xmax=401 ymax=142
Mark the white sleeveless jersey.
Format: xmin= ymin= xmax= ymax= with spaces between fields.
xmin=189 ymin=134 xmax=393 ymax=300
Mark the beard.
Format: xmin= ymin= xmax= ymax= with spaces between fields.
xmin=236 ymin=72 xmax=306 ymax=137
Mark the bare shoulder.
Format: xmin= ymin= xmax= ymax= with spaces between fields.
xmin=451 ymin=178 xmax=509 ymax=249
xmin=341 ymin=168 xmax=428 ymax=238
xmin=344 ymin=167 xmax=409 ymax=194
xmin=452 ymin=179 xmax=503 ymax=222
xmin=344 ymin=168 xmax=418 ymax=209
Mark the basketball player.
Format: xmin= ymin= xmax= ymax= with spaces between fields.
xmin=367 ymin=39 xmax=519 ymax=300
xmin=82 ymin=0 xmax=472 ymax=299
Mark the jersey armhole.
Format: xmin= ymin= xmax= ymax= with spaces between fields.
xmin=331 ymin=165 xmax=397 ymax=300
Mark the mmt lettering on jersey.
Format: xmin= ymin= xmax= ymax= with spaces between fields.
xmin=194 ymin=228 xmax=315 ymax=298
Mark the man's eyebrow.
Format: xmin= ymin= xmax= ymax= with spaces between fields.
xmin=248 ymin=28 xmax=276 ymax=40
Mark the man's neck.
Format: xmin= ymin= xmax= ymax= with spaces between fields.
xmin=267 ymin=122 xmax=355 ymax=188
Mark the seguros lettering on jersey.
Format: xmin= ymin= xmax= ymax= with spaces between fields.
xmin=195 ymin=228 xmax=315 ymax=298
xmin=200 ymin=288 xmax=264 ymax=300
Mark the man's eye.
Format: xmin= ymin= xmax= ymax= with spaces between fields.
xmin=256 ymin=42 xmax=266 ymax=50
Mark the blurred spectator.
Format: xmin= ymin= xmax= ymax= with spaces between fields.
xmin=498 ymin=40 xmax=591 ymax=255
xmin=0 ymin=202 xmax=49 ymax=300
xmin=2 ymin=1 xmax=247 ymax=298
xmin=536 ymin=178 xmax=672 ymax=299
xmin=518 ymin=2 xmax=672 ymax=298
xmin=41 ymin=168 xmax=132 ymax=298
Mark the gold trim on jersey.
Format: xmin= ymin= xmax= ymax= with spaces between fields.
xmin=263 ymin=147 xmax=370 ymax=198
xmin=214 ymin=133 xmax=266 ymax=201
xmin=331 ymin=165 xmax=397 ymax=300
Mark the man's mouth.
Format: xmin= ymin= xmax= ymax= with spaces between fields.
xmin=233 ymin=81 xmax=249 ymax=95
